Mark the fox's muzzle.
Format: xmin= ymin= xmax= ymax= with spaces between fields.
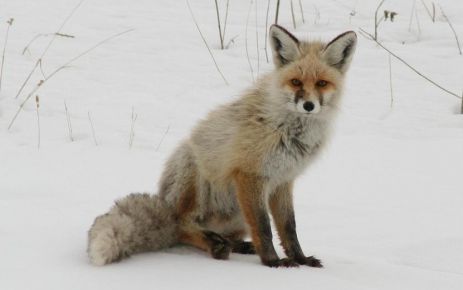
xmin=294 ymin=89 xmax=320 ymax=114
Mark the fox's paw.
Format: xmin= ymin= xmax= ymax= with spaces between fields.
xmin=203 ymin=231 xmax=232 ymax=260
xmin=263 ymin=258 xmax=299 ymax=268
xmin=232 ymin=241 xmax=256 ymax=255
xmin=295 ymin=255 xmax=323 ymax=268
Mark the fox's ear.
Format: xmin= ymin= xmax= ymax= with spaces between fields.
xmin=322 ymin=31 xmax=357 ymax=73
xmin=269 ymin=25 xmax=301 ymax=67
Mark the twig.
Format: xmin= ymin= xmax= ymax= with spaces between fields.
xmin=313 ymin=5 xmax=320 ymax=25
xmin=255 ymin=0 xmax=260 ymax=76
xmin=0 ymin=18 xmax=14 ymax=92
xmin=22 ymin=32 xmax=75 ymax=56
xmin=388 ymin=53 xmax=394 ymax=108
xmin=359 ymin=28 xmax=461 ymax=100
xmin=374 ymin=0 xmax=386 ymax=40
xmin=64 ymin=100 xmax=74 ymax=142
xmin=129 ymin=106 xmax=138 ymax=149
xmin=298 ymin=0 xmax=305 ymax=24
xmin=186 ymin=0 xmax=229 ymax=85
xmin=264 ymin=0 xmax=271 ymax=63
xmin=225 ymin=35 xmax=239 ymax=49
xmin=414 ymin=5 xmax=422 ymax=39
xmin=420 ymin=0 xmax=435 ymax=22
xmin=22 ymin=34 xmax=49 ymax=56
xmin=35 ymin=95 xmax=40 ymax=149
xmin=290 ymin=0 xmax=297 ymax=29
xmin=275 ymin=0 xmax=281 ymax=24
xmin=214 ymin=0 xmax=224 ymax=49
xmin=461 ymin=90 xmax=463 ymax=114
xmin=7 ymin=29 xmax=134 ymax=130
xmin=88 ymin=111 xmax=98 ymax=146
xmin=39 ymin=59 xmax=47 ymax=79
xmin=155 ymin=125 xmax=170 ymax=152
xmin=14 ymin=0 xmax=85 ymax=99
xmin=440 ymin=5 xmax=462 ymax=55
xmin=408 ymin=0 xmax=416 ymax=32
xmin=223 ymin=0 xmax=230 ymax=43
xmin=245 ymin=0 xmax=255 ymax=83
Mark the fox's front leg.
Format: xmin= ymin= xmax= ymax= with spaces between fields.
xmin=269 ymin=182 xmax=323 ymax=267
xmin=234 ymin=171 xmax=298 ymax=267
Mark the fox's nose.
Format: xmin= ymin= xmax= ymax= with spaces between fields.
xmin=303 ymin=101 xmax=315 ymax=112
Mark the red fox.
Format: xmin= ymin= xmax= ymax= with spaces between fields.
xmin=88 ymin=25 xmax=357 ymax=267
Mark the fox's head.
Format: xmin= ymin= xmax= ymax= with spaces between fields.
xmin=268 ymin=25 xmax=357 ymax=118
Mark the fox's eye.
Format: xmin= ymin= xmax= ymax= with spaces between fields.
xmin=316 ymin=80 xmax=328 ymax=87
xmin=291 ymin=79 xmax=302 ymax=86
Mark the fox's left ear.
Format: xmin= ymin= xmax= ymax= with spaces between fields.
xmin=322 ymin=31 xmax=357 ymax=73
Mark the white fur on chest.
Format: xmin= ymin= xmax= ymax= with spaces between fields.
xmin=261 ymin=117 xmax=330 ymax=187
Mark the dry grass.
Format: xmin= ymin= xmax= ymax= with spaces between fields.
xmin=129 ymin=107 xmax=138 ymax=149
xmin=359 ymin=28 xmax=462 ymax=100
xmin=88 ymin=111 xmax=98 ymax=146
xmin=0 ymin=18 xmax=14 ymax=92
xmin=439 ymin=5 xmax=462 ymax=55
xmin=14 ymin=0 xmax=86 ymax=100
xmin=7 ymin=29 xmax=134 ymax=130
xmin=186 ymin=0 xmax=229 ymax=85
xmin=64 ymin=101 xmax=74 ymax=142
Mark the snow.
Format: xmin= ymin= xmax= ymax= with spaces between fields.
xmin=1 ymin=0 xmax=463 ymax=289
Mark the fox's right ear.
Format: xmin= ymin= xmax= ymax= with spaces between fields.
xmin=269 ymin=25 xmax=301 ymax=68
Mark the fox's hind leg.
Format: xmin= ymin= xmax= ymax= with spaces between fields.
xmin=224 ymin=230 xmax=256 ymax=254
xmin=179 ymin=228 xmax=232 ymax=260
xmin=231 ymin=241 xmax=256 ymax=254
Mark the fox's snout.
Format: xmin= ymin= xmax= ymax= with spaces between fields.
xmin=303 ymin=101 xmax=315 ymax=112
xmin=294 ymin=89 xmax=321 ymax=114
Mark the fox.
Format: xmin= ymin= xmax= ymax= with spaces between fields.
xmin=87 ymin=24 xmax=357 ymax=268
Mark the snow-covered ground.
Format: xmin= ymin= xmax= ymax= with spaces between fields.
xmin=1 ymin=0 xmax=463 ymax=289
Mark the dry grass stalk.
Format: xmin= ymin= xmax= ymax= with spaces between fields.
xmin=64 ymin=100 xmax=74 ymax=142
xmin=222 ymin=0 xmax=230 ymax=43
xmin=14 ymin=0 xmax=85 ymax=100
xmin=415 ymin=7 xmax=422 ymax=39
xmin=39 ymin=59 xmax=47 ymax=78
xmin=461 ymin=90 xmax=463 ymax=114
xmin=408 ymin=0 xmax=416 ymax=32
xmin=129 ymin=106 xmax=138 ymax=149
xmin=359 ymin=28 xmax=462 ymax=100
xmin=275 ymin=0 xmax=281 ymax=24
xmin=7 ymin=29 xmax=134 ymax=131
xmin=290 ymin=0 xmax=297 ymax=29
xmin=388 ymin=53 xmax=394 ymax=108
xmin=0 ymin=18 xmax=14 ymax=92
xmin=22 ymin=32 xmax=75 ymax=56
xmin=35 ymin=95 xmax=40 ymax=149
xmin=255 ymin=0 xmax=260 ymax=75
xmin=313 ymin=5 xmax=320 ymax=25
xmin=88 ymin=111 xmax=98 ymax=146
xmin=186 ymin=0 xmax=229 ymax=85
xmin=155 ymin=125 xmax=170 ymax=152
xmin=264 ymin=0 xmax=271 ymax=63
xmin=439 ymin=5 xmax=462 ymax=55
xmin=245 ymin=0 xmax=255 ymax=83
xmin=420 ymin=0 xmax=435 ymax=22
xmin=374 ymin=0 xmax=386 ymax=40
xmin=225 ymin=35 xmax=239 ymax=49
xmin=298 ymin=0 xmax=305 ymax=24
xmin=214 ymin=0 xmax=224 ymax=49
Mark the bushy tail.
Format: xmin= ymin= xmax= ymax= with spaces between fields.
xmin=87 ymin=193 xmax=178 ymax=266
